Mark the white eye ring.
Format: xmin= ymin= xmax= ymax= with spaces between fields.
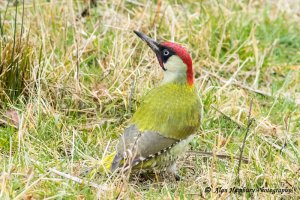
xmin=163 ymin=49 xmax=169 ymax=56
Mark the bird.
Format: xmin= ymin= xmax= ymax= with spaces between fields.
xmin=100 ymin=31 xmax=201 ymax=180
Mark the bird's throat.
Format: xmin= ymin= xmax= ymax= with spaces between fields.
xmin=161 ymin=56 xmax=190 ymax=85
xmin=162 ymin=70 xmax=187 ymax=84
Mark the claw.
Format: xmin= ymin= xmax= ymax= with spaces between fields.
xmin=174 ymin=174 xmax=181 ymax=181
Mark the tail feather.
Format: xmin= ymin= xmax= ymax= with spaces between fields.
xmin=98 ymin=151 xmax=116 ymax=173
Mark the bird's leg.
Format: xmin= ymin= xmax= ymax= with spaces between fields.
xmin=166 ymin=163 xmax=181 ymax=181
xmin=154 ymin=170 xmax=161 ymax=182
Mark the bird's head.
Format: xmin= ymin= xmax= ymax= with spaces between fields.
xmin=134 ymin=31 xmax=194 ymax=86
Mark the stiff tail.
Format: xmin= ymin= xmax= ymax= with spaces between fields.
xmin=96 ymin=151 xmax=158 ymax=174
xmin=98 ymin=151 xmax=116 ymax=173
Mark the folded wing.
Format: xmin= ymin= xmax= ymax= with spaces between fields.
xmin=111 ymin=125 xmax=179 ymax=171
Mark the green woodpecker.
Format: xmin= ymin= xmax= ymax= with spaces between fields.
xmin=102 ymin=31 xmax=201 ymax=179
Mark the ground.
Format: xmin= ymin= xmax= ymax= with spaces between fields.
xmin=0 ymin=0 xmax=299 ymax=199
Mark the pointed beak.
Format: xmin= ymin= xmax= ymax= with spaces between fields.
xmin=134 ymin=31 xmax=165 ymax=70
xmin=134 ymin=31 xmax=160 ymax=53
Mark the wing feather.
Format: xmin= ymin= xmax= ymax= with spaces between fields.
xmin=111 ymin=125 xmax=179 ymax=171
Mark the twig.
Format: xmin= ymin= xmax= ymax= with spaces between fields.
xmin=210 ymin=105 xmax=245 ymax=129
xmin=261 ymin=137 xmax=296 ymax=161
xmin=48 ymin=168 xmax=108 ymax=191
xmin=237 ymin=99 xmax=254 ymax=176
xmin=187 ymin=150 xmax=249 ymax=164
xmin=203 ymin=69 xmax=272 ymax=97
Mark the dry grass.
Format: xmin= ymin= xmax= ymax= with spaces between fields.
xmin=0 ymin=0 xmax=299 ymax=199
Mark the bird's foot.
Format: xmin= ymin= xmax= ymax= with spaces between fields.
xmin=166 ymin=163 xmax=181 ymax=181
xmin=174 ymin=173 xmax=181 ymax=181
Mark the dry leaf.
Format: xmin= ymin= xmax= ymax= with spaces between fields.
xmin=5 ymin=109 xmax=20 ymax=128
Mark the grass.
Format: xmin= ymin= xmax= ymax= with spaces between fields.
xmin=0 ymin=0 xmax=299 ymax=199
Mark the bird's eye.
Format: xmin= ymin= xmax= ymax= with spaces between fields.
xmin=163 ymin=49 xmax=169 ymax=56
